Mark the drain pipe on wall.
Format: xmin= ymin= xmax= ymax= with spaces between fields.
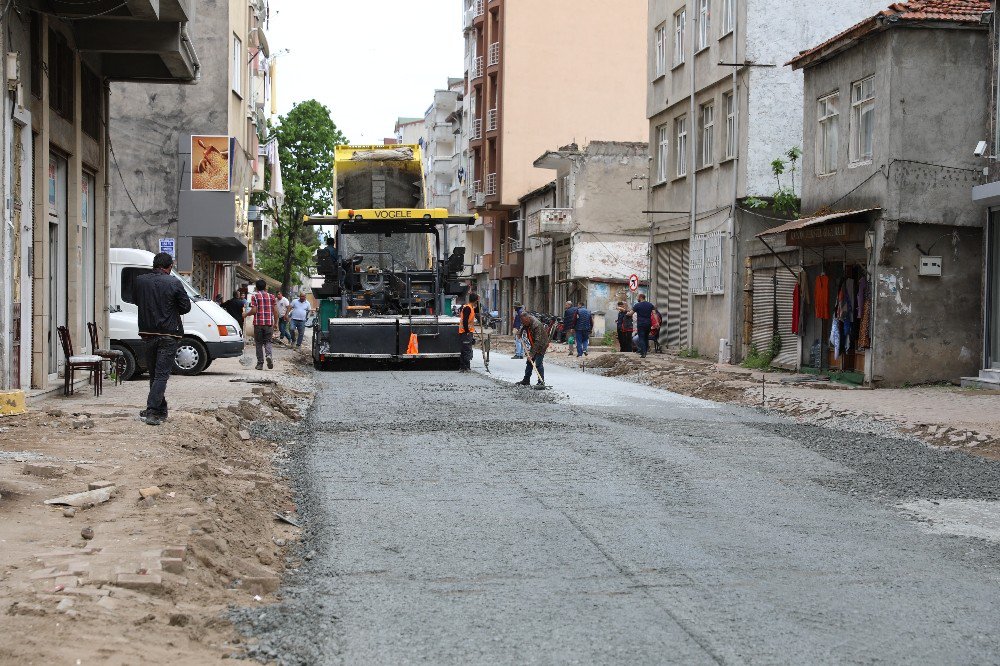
xmin=687 ymin=3 xmax=698 ymax=349
xmin=727 ymin=1 xmax=741 ymax=362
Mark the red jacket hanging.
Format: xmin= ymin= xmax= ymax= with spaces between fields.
xmin=792 ymin=283 xmax=801 ymax=334
xmin=814 ymin=274 xmax=830 ymax=320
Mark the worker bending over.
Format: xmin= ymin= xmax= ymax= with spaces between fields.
xmin=517 ymin=312 xmax=550 ymax=387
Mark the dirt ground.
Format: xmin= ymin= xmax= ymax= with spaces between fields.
xmin=0 ymin=348 xmax=314 ymax=664
xmin=491 ymin=335 xmax=1000 ymax=461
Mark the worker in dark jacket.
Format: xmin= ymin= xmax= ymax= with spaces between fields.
xmin=516 ymin=312 xmax=550 ymax=386
xmin=458 ymin=293 xmax=478 ymax=373
xmin=615 ymin=301 xmax=633 ymax=352
xmin=562 ymin=300 xmax=577 ymax=354
xmin=134 ymin=252 xmax=191 ymax=426
xmin=574 ymin=301 xmax=593 ymax=357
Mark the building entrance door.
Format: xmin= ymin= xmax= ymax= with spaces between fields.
xmin=47 ymin=153 xmax=68 ymax=378
xmin=988 ymin=212 xmax=1000 ymax=368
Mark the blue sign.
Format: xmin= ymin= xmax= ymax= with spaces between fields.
xmin=159 ymin=238 xmax=176 ymax=258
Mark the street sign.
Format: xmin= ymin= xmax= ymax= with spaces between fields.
xmin=159 ymin=238 xmax=176 ymax=258
xmin=628 ymin=274 xmax=639 ymax=292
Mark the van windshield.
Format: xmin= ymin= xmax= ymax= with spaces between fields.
xmin=173 ymin=272 xmax=204 ymax=300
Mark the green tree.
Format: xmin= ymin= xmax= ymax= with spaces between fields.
xmin=260 ymin=100 xmax=347 ymax=293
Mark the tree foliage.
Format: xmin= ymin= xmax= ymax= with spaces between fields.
xmin=257 ymin=100 xmax=347 ymax=292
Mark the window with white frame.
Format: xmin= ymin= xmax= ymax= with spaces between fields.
xmin=850 ymin=75 xmax=874 ymax=163
xmin=724 ymin=91 xmax=736 ymax=159
xmin=232 ymin=34 xmax=242 ymax=96
xmin=655 ymin=22 xmax=667 ymax=77
xmin=722 ymin=0 xmax=735 ymax=36
xmin=673 ymin=9 xmax=686 ymax=66
xmin=697 ymin=0 xmax=710 ymax=51
xmin=675 ymin=115 xmax=688 ymax=177
xmin=700 ymin=102 xmax=714 ymax=168
xmin=817 ymin=92 xmax=839 ymax=175
xmin=656 ymin=124 xmax=669 ymax=182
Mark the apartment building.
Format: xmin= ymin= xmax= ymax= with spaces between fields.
xmin=462 ymin=0 xmax=648 ymax=323
xmin=646 ymin=0 xmax=882 ymax=356
xmin=110 ymin=0 xmax=273 ymax=299
xmin=394 ymin=117 xmax=425 ymax=147
xmin=0 ymin=3 xmax=198 ymax=403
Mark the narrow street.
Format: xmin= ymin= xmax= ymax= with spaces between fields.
xmin=244 ymin=358 xmax=1000 ymax=664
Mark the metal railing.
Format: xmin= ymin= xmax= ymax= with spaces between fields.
xmin=485 ymin=172 xmax=497 ymax=196
xmin=471 ymin=118 xmax=482 ymax=140
xmin=509 ymin=238 xmax=523 ymax=252
xmin=474 ymin=0 xmax=485 ymax=17
xmin=472 ymin=179 xmax=482 ymax=194
xmin=487 ymin=108 xmax=498 ymax=132
xmin=488 ymin=42 xmax=500 ymax=66
xmin=471 ymin=55 xmax=484 ymax=79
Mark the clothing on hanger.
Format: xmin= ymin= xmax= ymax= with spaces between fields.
xmin=815 ymin=273 xmax=830 ymax=320
xmin=792 ymin=283 xmax=801 ymax=335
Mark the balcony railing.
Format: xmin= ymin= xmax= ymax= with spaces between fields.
xmin=485 ymin=172 xmax=497 ymax=196
xmin=471 ymin=55 xmax=484 ymax=79
xmin=487 ymin=108 xmax=498 ymax=132
xmin=527 ymin=208 xmax=574 ymax=239
xmin=472 ymin=179 xmax=482 ymax=194
xmin=509 ymin=238 xmax=523 ymax=252
xmin=474 ymin=0 xmax=485 ymax=17
xmin=471 ymin=118 xmax=482 ymax=140
xmin=488 ymin=42 xmax=500 ymax=67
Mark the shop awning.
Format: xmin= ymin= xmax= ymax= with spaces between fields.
xmin=756 ymin=208 xmax=881 ymax=238
xmin=236 ymin=264 xmax=281 ymax=291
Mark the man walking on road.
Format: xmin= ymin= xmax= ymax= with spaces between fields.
xmin=133 ymin=252 xmax=191 ymax=426
xmin=244 ymin=279 xmax=279 ymax=370
xmin=517 ymin=311 xmax=550 ymax=386
xmin=275 ymin=291 xmax=292 ymax=345
xmin=458 ymin=293 xmax=478 ymax=373
xmin=222 ymin=290 xmax=246 ymax=334
xmin=629 ymin=292 xmax=656 ymax=358
xmin=562 ymin=300 xmax=577 ymax=355
xmin=511 ymin=301 xmax=525 ymax=359
xmin=574 ymin=301 xmax=593 ymax=357
xmin=288 ymin=292 xmax=311 ymax=348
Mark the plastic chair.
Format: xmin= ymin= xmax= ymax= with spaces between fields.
xmin=56 ymin=326 xmax=102 ymax=396
xmin=88 ymin=322 xmax=125 ymax=386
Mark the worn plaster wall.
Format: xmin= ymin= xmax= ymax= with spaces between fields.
xmin=745 ymin=0 xmax=884 ymax=197
xmin=109 ymin=0 xmax=227 ymax=254
xmin=873 ymin=223 xmax=982 ymax=385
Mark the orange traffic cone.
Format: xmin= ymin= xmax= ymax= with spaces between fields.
xmin=406 ymin=333 xmax=419 ymax=355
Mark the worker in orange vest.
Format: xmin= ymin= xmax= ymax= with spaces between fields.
xmin=458 ymin=293 xmax=478 ymax=373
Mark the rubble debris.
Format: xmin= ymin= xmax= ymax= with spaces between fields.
xmin=80 ymin=527 xmax=94 ymax=540
xmin=274 ymin=512 xmax=301 ymax=528
xmin=63 ymin=508 xmax=76 ymax=518
xmin=138 ymin=486 xmax=162 ymax=499
xmin=22 ymin=462 xmax=67 ymax=479
xmin=87 ymin=480 xmax=115 ymax=491
xmin=44 ymin=486 xmax=116 ymax=507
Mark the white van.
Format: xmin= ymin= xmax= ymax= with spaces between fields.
xmin=108 ymin=248 xmax=244 ymax=379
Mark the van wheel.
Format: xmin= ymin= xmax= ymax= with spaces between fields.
xmin=174 ymin=338 xmax=208 ymax=375
xmin=111 ymin=344 xmax=138 ymax=381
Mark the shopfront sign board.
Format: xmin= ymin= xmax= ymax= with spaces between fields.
xmin=786 ymin=222 xmax=866 ymax=247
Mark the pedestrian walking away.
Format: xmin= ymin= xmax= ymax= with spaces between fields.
xmin=244 ymin=280 xmax=279 ymax=370
xmin=629 ymin=292 xmax=656 ymax=358
xmin=288 ymin=292 xmax=311 ymax=348
xmin=511 ymin=301 xmax=525 ymax=359
xmin=574 ymin=301 xmax=592 ymax=357
xmin=458 ymin=293 xmax=478 ymax=372
xmin=222 ymin=290 xmax=246 ymax=334
xmin=517 ymin=312 xmax=550 ymax=387
xmin=562 ymin=300 xmax=578 ymax=354
xmin=133 ymin=252 xmax=191 ymax=426
xmin=615 ymin=301 xmax=634 ymax=352
xmin=276 ymin=291 xmax=292 ymax=345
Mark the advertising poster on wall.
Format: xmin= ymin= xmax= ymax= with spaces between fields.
xmin=191 ymin=135 xmax=231 ymax=191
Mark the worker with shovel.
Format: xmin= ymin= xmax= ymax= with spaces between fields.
xmin=516 ymin=311 xmax=550 ymax=388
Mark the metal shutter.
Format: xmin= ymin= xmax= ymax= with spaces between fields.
xmin=751 ymin=267 xmax=801 ymax=369
xmin=654 ymin=240 xmax=689 ymax=349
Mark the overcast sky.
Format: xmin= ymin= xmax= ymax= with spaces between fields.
xmin=268 ymin=2 xmax=465 ymax=143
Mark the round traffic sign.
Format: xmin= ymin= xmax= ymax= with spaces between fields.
xmin=628 ymin=274 xmax=639 ymax=291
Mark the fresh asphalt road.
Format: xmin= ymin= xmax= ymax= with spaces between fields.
xmin=242 ymin=352 xmax=1000 ymax=664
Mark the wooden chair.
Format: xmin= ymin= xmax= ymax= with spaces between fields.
xmin=56 ymin=326 xmax=102 ymax=397
xmin=87 ymin=322 xmax=125 ymax=386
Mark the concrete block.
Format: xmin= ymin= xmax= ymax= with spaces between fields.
xmin=162 ymin=546 xmax=187 ymax=560
xmin=22 ymin=462 xmax=67 ymax=479
xmin=160 ymin=557 xmax=184 ymax=574
xmin=88 ymin=480 xmax=115 ymax=491
xmin=138 ymin=486 xmax=162 ymax=499
xmin=115 ymin=573 xmax=163 ymax=592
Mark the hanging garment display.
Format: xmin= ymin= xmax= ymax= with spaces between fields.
xmin=815 ymin=273 xmax=830 ymax=319
xmin=858 ymin=296 xmax=871 ymax=349
xmin=844 ymin=278 xmax=855 ymax=322
xmin=856 ymin=275 xmax=867 ymax=319
xmin=792 ymin=283 xmax=801 ymax=335
xmin=830 ymin=318 xmax=841 ymax=359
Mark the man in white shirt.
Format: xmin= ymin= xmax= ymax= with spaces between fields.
xmin=275 ymin=291 xmax=292 ymax=345
xmin=288 ymin=293 xmax=311 ymax=348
